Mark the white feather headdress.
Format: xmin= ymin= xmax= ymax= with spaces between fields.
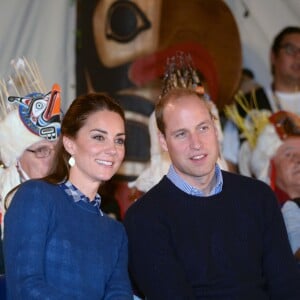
xmin=0 ymin=57 xmax=60 ymax=167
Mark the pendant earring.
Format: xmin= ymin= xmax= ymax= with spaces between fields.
xmin=68 ymin=156 xmax=75 ymax=167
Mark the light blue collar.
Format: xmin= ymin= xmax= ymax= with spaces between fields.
xmin=166 ymin=164 xmax=223 ymax=196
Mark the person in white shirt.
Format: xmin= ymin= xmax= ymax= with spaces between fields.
xmin=223 ymin=26 xmax=300 ymax=172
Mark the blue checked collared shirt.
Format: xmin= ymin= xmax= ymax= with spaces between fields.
xmin=166 ymin=164 xmax=223 ymax=196
xmin=60 ymin=180 xmax=103 ymax=216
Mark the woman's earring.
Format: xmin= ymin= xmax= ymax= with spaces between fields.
xmin=68 ymin=156 xmax=75 ymax=167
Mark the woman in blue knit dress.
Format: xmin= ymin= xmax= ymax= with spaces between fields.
xmin=4 ymin=93 xmax=133 ymax=299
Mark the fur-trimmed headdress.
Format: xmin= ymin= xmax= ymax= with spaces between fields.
xmin=0 ymin=58 xmax=61 ymax=167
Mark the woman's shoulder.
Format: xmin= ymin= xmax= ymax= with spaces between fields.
xmin=102 ymin=213 xmax=126 ymax=229
xmin=20 ymin=179 xmax=59 ymax=192
xmin=10 ymin=179 xmax=61 ymax=210
xmin=101 ymin=214 xmax=128 ymax=241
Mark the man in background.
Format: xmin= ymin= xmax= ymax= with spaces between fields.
xmin=223 ymin=26 xmax=300 ymax=172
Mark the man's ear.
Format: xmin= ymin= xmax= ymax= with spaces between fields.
xmin=158 ymin=131 xmax=168 ymax=152
xmin=63 ymin=136 xmax=75 ymax=155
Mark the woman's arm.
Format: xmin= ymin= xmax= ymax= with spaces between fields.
xmin=3 ymin=181 xmax=72 ymax=299
xmin=104 ymin=226 xmax=133 ymax=300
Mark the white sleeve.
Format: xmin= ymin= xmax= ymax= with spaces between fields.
xmin=222 ymin=120 xmax=240 ymax=164
xmin=281 ymin=201 xmax=300 ymax=254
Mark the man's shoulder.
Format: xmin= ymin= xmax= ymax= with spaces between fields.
xmin=132 ymin=178 xmax=168 ymax=204
xmin=244 ymin=86 xmax=265 ymax=98
xmin=222 ymin=171 xmax=279 ymax=210
xmin=243 ymin=87 xmax=272 ymax=110
xmin=222 ymin=170 xmax=272 ymax=192
xmin=20 ymin=179 xmax=58 ymax=192
xmin=125 ymin=177 xmax=173 ymax=217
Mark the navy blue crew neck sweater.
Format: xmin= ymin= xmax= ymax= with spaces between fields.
xmin=124 ymin=171 xmax=300 ymax=299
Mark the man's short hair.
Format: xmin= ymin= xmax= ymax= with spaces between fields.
xmin=272 ymin=26 xmax=300 ymax=55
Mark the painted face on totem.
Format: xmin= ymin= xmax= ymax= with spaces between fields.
xmin=76 ymin=0 xmax=241 ymax=183
xmin=93 ymin=0 xmax=161 ymax=68
xmin=79 ymin=0 xmax=241 ymax=108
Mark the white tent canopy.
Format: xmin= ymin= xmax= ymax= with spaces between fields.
xmin=0 ymin=0 xmax=75 ymax=112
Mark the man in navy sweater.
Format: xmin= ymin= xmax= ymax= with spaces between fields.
xmin=124 ymin=53 xmax=300 ymax=299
